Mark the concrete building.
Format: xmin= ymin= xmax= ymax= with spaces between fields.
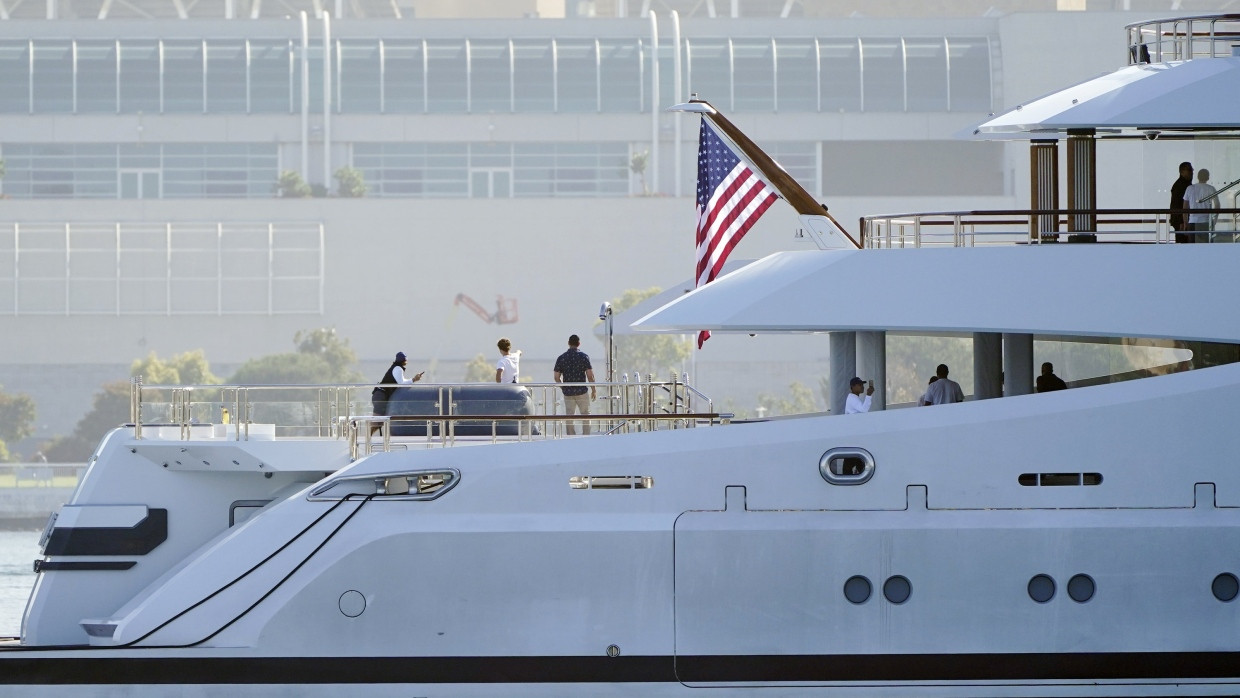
xmin=0 ymin=1 xmax=1215 ymax=445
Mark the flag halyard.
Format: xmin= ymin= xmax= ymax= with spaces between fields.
xmin=694 ymin=119 xmax=778 ymax=348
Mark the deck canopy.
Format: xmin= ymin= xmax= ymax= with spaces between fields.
xmin=631 ymin=246 xmax=1240 ymax=344
xmin=969 ymin=57 xmax=1240 ymax=138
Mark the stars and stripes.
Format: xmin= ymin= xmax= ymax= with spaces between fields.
xmin=694 ymin=119 xmax=778 ymax=348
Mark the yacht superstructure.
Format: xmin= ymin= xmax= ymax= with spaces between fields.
xmin=5 ymin=14 xmax=1240 ymax=697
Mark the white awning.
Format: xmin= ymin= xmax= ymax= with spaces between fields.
xmin=968 ymin=57 xmax=1240 ymax=137
xmin=631 ymin=245 xmax=1240 ymax=344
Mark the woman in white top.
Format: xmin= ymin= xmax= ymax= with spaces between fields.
xmin=494 ymin=337 xmax=521 ymax=383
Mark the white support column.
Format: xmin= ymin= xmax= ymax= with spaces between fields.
xmin=671 ymin=10 xmax=682 ymax=198
xmin=1003 ymin=333 xmax=1034 ymax=396
xmin=973 ymin=332 xmax=1002 ymax=400
xmin=323 ymin=12 xmax=332 ymax=191
xmin=829 ymin=331 xmax=857 ymax=415
xmin=648 ymin=11 xmax=660 ymax=196
xmin=300 ymin=12 xmax=309 ymax=183
xmin=857 ymin=331 xmax=886 ymax=411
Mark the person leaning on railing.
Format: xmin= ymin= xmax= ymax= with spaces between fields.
xmin=371 ymin=352 xmax=423 ymax=433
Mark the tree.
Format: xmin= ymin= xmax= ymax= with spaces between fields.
xmin=0 ymin=386 xmax=36 ymax=462
xmin=602 ymin=287 xmax=692 ymax=380
xmin=334 ymin=167 xmax=367 ymax=198
xmin=275 ymin=170 xmax=311 ymax=198
xmin=131 ymin=349 xmax=220 ymax=386
xmin=629 ymin=150 xmax=649 ymax=196
xmin=463 ymin=353 xmax=493 ymax=382
xmin=230 ymin=327 xmax=363 ymax=384
xmin=43 ymin=381 xmax=131 ymax=463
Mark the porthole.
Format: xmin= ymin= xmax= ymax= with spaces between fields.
xmin=1028 ymin=574 xmax=1056 ymax=603
xmin=1212 ymin=573 xmax=1239 ymax=602
xmin=819 ymin=447 xmax=875 ymax=485
xmin=883 ymin=575 xmax=911 ymax=604
xmin=843 ymin=576 xmax=872 ymax=604
xmin=338 ymin=589 xmax=366 ymax=618
xmin=1067 ymin=574 xmax=1095 ymax=603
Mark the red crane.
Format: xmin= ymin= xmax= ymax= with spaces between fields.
xmin=454 ymin=293 xmax=518 ymax=324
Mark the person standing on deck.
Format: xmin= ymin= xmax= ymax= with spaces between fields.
xmin=1184 ymin=168 xmax=1220 ymax=237
xmin=1036 ymin=362 xmax=1068 ymax=393
xmin=495 ymin=338 xmax=521 ymax=383
xmin=922 ymin=364 xmax=964 ymax=405
xmin=845 ymin=377 xmax=875 ymax=414
xmin=553 ymin=334 xmax=597 ymax=435
xmin=1170 ymin=161 xmax=1195 ymax=243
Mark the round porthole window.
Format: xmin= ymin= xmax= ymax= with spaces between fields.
xmin=1028 ymin=574 xmax=1056 ymax=603
xmin=338 ymin=589 xmax=366 ymax=618
xmin=1067 ymin=574 xmax=1095 ymax=603
xmin=844 ymin=576 xmax=872 ymax=604
xmin=1212 ymin=573 xmax=1239 ymax=602
xmin=883 ymin=575 xmax=911 ymax=604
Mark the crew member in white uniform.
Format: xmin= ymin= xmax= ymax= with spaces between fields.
xmin=844 ymin=376 xmax=874 ymax=414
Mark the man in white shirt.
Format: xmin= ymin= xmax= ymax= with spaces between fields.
xmin=1184 ymin=168 xmax=1220 ymax=237
xmin=494 ymin=337 xmax=521 ymax=383
xmin=844 ymin=376 xmax=874 ymax=414
xmin=922 ymin=364 xmax=965 ymax=405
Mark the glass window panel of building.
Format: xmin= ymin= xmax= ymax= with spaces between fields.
xmin=775 ymin=39 xmax=818 ymax=112
xmin=32 ymin=41 xmax=73 ymax=113
xmin=686 ymin=39 xmax=731 ymax=111
xmin=293 ymin=45 xmax=326 ymax=112
xmin=426 ymin=40 xmax=468 ymax=113
xmin=120 ymin=41 xmax=160 ymax=113
xmin=767 ymin=142 xmax=818 ymax=195
xmin=948 ymin=37 xmax=992 ymax=112
xmin=76 ymin=41 xmax=118 ymax=113
xmin=733 ymin=39 xmax=775 ymax=111
xmin=600 ymin=40 xmax=642 ymax=112
xmin=819 ymin=38 xmax=861 ymax=112
xmin=338 ymin=40 xmax=380 ymax=114
xmin=251 ymin=40 xmax=293 ymax=113
xmin=556 ymin=40 xmax=597 ymax=112
xmin=1 ymin=143 xmax=275 ymax=199
xmin=513 ymin=40 xmax=553 ymax=112
xmin=206 ymin=41 xmax=247 ymax=113
xmin=164 ymin=40 xmax=205 ymax=113
xmin=904 ymin=38 xmax=948 ymax=111
xmin=382 ymin=40 xmax=425 ymax=113
xmin=470 ymin=40 xmax=512 ymax=113
xmin=860 ymin=38 xmax=904 ymax=111
xmin=0 ymin=41 xmax=30 ymax=113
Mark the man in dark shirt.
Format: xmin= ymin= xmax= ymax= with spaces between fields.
xmin=1170 ymin=161 xmax=1194 ymax=243
xmin=1036 ymin=362 xmax=1068 ymax=393
xmin=553 ymin=334 xmax=596 ymax=435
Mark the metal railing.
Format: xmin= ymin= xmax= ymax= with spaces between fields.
xmin=1127 ymin=14 xmax=1240 ymax=64
xmin=128 ymin=374 xmax=721 ymax=447
xmin=860 ymin=208 xmax=1240 ymax=248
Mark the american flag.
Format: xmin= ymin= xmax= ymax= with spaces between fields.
xmin=694 ymin=119 xmax=778 ymax=348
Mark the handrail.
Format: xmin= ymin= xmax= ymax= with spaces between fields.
xmin=1126 ymin=15 xmax=1240 ymax=64
xmin=861 ymin=207 xmax=1240 ymax=248
xmin=127 ymin=377 xmax=716 ymax=444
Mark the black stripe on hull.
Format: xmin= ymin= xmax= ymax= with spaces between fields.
xmin=1 ymin=652 xmax=1240 ymax=685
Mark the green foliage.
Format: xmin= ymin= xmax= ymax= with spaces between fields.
xmin=0 ymin=387 xmax=36 ymax=444
xmin=463 ymin=353 xmax=493 ymax=383
xmin=757 ymin=382 xmax=819 ymax=417
xmin=276 ymin=170 xmax=312 ymax=198
xmin=0 ymin=385 xmax=36 ymax=462
xmin=230 ymin=327 xmax=363 ymax=384
xmin=131 ymin=349 xmax=220 ymax=386
xmin=310 ymin=183 xmax=329 ymax=198
xmin=629 ymin=150 xmax=649 ymax=195
xmin=334 ymin=167 xmax=367 ymax=198
xmin=43 ymin=381 xmax=131 ymax=463
xmin=603 ymin=287 xmax=692 ymax=380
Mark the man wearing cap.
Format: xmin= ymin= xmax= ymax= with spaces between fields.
xmin=372 ymin=351 xmax=423 ymax=418
xmin=845 ymin=376 xmax=875 ymax=414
